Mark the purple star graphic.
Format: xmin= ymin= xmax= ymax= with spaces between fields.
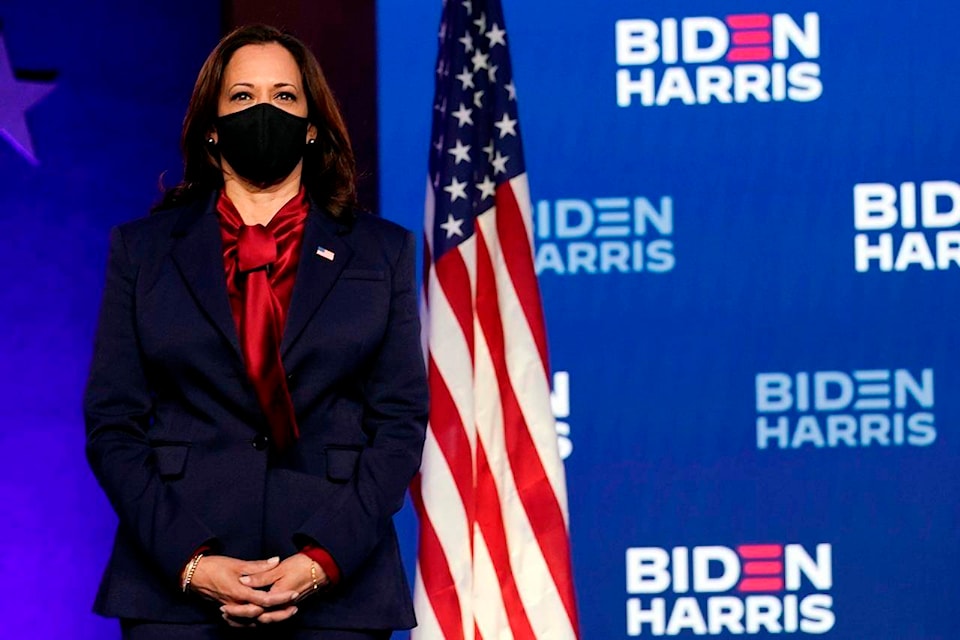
xmin=0 ymin=34 xmax=55 ymax=165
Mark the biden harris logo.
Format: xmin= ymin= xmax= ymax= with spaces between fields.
xmin=755 ymin=369 xmax=935 ymax=450
xmin=615 ymin=12 xmax=821 ymax=107
xmin=854 ymin=180 xmax=960 ymax=272
xmin=626 ymin=543 xmax=834 ymax=635
xmin=533 ymin=196 xmax=674 ymax=276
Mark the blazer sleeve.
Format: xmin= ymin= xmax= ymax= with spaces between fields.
xmin=84 ymin=226 xmax=218 ymax=584
xmin=293 ymin=229 xmax=428 ymax=579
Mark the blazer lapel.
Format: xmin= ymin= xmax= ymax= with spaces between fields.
xmin=281 ymin=205 xmax=354 ymax=357
xmin=170 ymin=195 xmax=244 ymax=363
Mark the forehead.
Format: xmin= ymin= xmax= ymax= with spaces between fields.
xmin=223 ymin=42 xmax=301 ymax=86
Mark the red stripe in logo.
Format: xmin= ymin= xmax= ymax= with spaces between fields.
xmin=725 ymin=14 xmax=772 ymax=29
xmin=737 ymin=544 xmax=783 ymax=559
xmin=743 ymin=560 xmax=784 ymax=575
xmin=732 ymin=30 xmax=772 ymax=46
xmin=727 ymin=47 xmax=773 ymax=62
xmin=739 ymin=577 xmax=785 ymax=592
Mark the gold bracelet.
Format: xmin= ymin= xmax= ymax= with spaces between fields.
xmin=182 ymin=553 xmax=204 ymax=593
xmin=310 ymin=561 xmax=320 ymax=591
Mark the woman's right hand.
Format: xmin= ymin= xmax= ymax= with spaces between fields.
xmin=187 ymin=555 xmax=301 ymax=624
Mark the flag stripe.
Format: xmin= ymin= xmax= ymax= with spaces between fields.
xmin=426 ymin=356 xmax=475 ymax=510
xmin=412 ymin=474 xmax=468 ymax=640
xmin=434 ymin=250 xmax=477 ymax=363
xmin=476 ymin=422 xmax=537 ymax=640
xmin=426 ymin=246 xmax=477 ymax=463
xmin=472 ymin=521 xmax=516 ymax=640
xmin=494 ymin=180 xmax=550 ymax=376
xmin=415 ymin=428 xmax=474 ymax=634
xmin=473 ymin=221 xmax=579 ymax=630
xmin=414 ymin=562 xmax=448 ymax=640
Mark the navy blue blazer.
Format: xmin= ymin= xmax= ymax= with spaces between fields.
xmin=84 ymin=193 xmax=427 ymax=630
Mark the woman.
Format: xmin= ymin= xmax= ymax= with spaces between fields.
xmin=84 ymin=25 xmax=427 ymax=639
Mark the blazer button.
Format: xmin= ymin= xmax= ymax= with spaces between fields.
xmin=252 ymin=434 xmax=270 ymax=451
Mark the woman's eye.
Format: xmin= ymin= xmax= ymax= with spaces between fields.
xmin=277 ymin=92 xmax=297 ymax=102
xmin=230 ymin=92 xmax=252 ymax=101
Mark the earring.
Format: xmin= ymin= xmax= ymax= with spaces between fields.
xmin=207 ymin=137 xmax=216 ymax=145
xmin=307 ymin=139 xmax=316 ymax=145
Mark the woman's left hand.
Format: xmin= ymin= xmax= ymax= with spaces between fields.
xmin=221 ymin=553 xmax=328 ymax=625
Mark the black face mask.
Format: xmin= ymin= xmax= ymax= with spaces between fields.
xmin=215 ymin=103 xmax=310 ymax=186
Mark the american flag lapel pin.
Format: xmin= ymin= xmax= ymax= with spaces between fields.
xmin=315 ymin=246 xmax=335 ymax=261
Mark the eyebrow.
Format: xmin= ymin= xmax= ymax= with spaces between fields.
xmin=228 ymin=82 xmax=299 ymax=90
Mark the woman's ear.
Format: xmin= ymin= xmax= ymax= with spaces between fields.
xmin=307 ymin=123 xmax=318 ymax=145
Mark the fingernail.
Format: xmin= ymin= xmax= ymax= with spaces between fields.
xmin=291 ymin=592 xmax=300 ymax=600
xmin=292 ymin=607 xmax=299 ymax=615
xmin=219 ymin=606 xmax=226 ymax=613
xmin=268 ymin=556 xmax=280 ymax=564
xmin=240 ymin=575 xmax=251 ymax=584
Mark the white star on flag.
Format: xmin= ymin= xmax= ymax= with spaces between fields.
xmin=455 ymin=66 xmax=475 ymax=90
xmin=439 ymin=213 xmax=465 ymax=238
xmin=491 ymin=150 xmax=509 ymax=174
xmin=451 ymin=103 xmax=473 ymax=127
xmin=447 ymin=139 xmax=472 ymax=164
xmin=443 ymin=176 xmax=468 ymax=201
xmin=494 ymin=113 xmax=517 ymax=138
xmin=458 ymin=31 xmax=474 ymax=53
xmin=471 ymin=50 xmax=489 ymax=71
xmin=486 ymin=23 xmax=507 ymax=47
xmin=476 ymin=175 xmax=496 ymax=200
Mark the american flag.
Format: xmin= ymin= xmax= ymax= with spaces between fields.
xmin=411 ymin=1 xmax=579 ymax=639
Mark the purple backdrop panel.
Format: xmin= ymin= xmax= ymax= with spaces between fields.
xmin=0 ymin=2 xmax=219 ymax=637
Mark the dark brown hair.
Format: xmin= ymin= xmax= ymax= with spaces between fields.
xmin=156 ymin=24 xmax=356 ymax=217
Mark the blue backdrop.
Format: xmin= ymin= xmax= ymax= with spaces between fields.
xmin=379 ymin=1 xmax=960 ymax=638
xmin=1 ymin=0 xmax=957 ymax=637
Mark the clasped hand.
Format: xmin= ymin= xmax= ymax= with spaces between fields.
xmin=189 ymin=553 xmax=327 ymax=626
